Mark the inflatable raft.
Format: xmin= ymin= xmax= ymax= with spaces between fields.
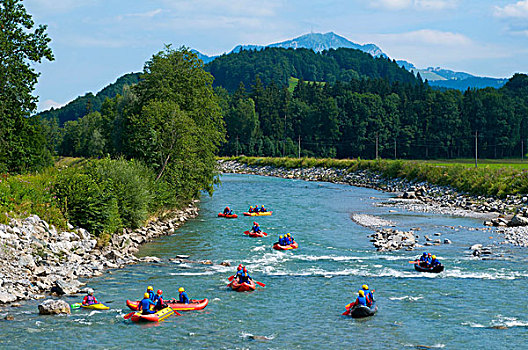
xmin=218 ymin=213 xmax=238 ymax=218
xmin=130 ymin=306 xmax=174 ymax=323
xmin=228 ymin=280 xmax=257 ymax=292
xmin=414 ymin=263 xmax=444 ymax=273
xmin=243 ymin=211 xmax=272 ymax=217
xmin=350 ymin=302 xmax=378 ymax=319
xmin=273 ymin=241 xmax=298 ymax=250
xmin=126 ymin=298 xmax=209 ymax=311
xmin=244 ymin=230 xmax=267 ymax=237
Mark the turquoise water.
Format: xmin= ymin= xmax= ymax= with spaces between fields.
xmin=1 ymin=174 xmax=527 ymax=349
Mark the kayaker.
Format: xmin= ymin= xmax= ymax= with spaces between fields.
xmin=238 ymin=267 xmax=252 ymax=284
xmin=430 ymin=255 xmax=441 ymax=267
xmin=419 ymin=252 xmax=428 ymax=266
xmin=251 ymin=222 xmax=261 ymax=233
xmin=82 ymin=289 xmax=98 ymax=306
xmin=147 ymin=286 xmax=156 ymax=301
xmin=361 ymin=284 xmax=374 ymax=307
xmin=350 ymin=290 xmax=367 ymax=308
xmin=154 ymin=290 xmax=167 ymax=310
xmin=139 ymin=292 xmax=156 ymax=314
xmin=178 ymin=287 xmax=190 ymax=304
xmin=223 ymin=206 xmax=233 ymax=215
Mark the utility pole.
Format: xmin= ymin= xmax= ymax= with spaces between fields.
xmin=394 ymin=138 xmax=397 ymax=159
xmin=522 ymin=139 xmax=524 ymax=161
xmin=474 ymin=131 xmax=478 ymax=168
xmin=375 ymin=132 xmax=379 ymax=160
xmin=236 ymin=136 xmax=239 ymax=157
xmin=298 ymin=135 xmax=301 ymax=159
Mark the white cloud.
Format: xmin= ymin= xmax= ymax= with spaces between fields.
xmin=118 ymin=9 xmax=163 ymax=21
xmin=494 ymin=1 xmax=528 ymax=18
xmin=362 ymin=29 xmax=508 ymax=68
xmin=371 ymin=0 xmax=457 ymax=11
xmin=40 ymin=99 xmax=66 ymax=111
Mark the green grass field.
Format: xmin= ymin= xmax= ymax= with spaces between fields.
xmin=423 ymin=158 xmax=528 ymax=169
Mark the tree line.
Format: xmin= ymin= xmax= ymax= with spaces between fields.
xmin=215 ymin=73 xmax=528 ymax=160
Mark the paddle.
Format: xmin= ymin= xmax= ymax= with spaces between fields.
xmin=408 ymin=260 xmax=419 ymax=264
xmin=254 ymin=281 xmax=266 ymax=287
xmin=123 ymin=311 xmax=136 ymax=320
xmin=228 ymin=275 xmax=235 ymax=281
xmin=244 ymin=230 xmax=268 ymax=236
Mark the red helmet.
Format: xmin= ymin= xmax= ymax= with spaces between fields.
xmin=243 ymin=267 xmax=247 ymax=272
xmin=238 ymin=264 xmax=243 ymax=269
xmin=157 ymin=289 xmax=163 ymax=295
xmin=253 ymin=221 xmax=257 ymax=225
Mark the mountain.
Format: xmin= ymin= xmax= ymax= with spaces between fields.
xmin=205 ymin=47 xmax=417 ymax=92
xmin=396 ymin=60 xmax=507 ymax=90
xmin=39 ymin=72 xmax=140 ymax=126
xmin=231 ymin=32 xmax=386 ymax=57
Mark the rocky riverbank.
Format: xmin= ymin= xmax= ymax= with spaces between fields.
xmin=0 ymin=201 xmax=200 ymax=305
xmin=218 ymin=159 xmax=528 ymax=247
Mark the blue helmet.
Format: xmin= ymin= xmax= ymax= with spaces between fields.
xmin=422 ymin=252 xmax=427 ymax=256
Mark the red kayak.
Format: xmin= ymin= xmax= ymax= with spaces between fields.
xmin=228 ymin=280 xmax=257 ymax=292
xmin=218 ymin=213 xmax=238 ymax=218
xmin=126 ymin=298 xmax=209 ymax=311
xmin=273 ymin=241 xmax=299 ymax=250
xmin=243 ymin=230 xmax=267 ymax=237
xmin=130 ymin=306 xmax=174 ymax=323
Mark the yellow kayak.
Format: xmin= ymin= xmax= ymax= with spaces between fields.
xmin=78 ymin=303 xmax=109 ymax=310
xmin=243 ymin=211 xmax=272 ymax=216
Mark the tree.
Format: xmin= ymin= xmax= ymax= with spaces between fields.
xmin=127 ymin=46 xmax=225 ymax=198
xmin=0 ymin=0 xmax=54 ymax=172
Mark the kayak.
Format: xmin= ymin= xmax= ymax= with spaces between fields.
xmin=71 ymin=302 xmax=109 ymax=310
xmin=414 ymin=263 xmax=444 ymax=273
xmin=350 ymin=301 xmax=378 ymax=319
xmin=243 ymin=211 xmax=272 ymax=217
xmin=81 ymin=303 xmax=109 ymax=310
xmin=130 ymin=306 xmax=174 ymax=323
xmin=218 ymin=213 xmax=238 ymax=218
xmin=273 ymin=241 xmax=299 ymax=250
xmin=228 ymin=280 xmax=257 ymax=292
xmin=244 ymin=230 xmax=267 ymax=237
xmin=126 ymin=298 xmax=209 ymax=311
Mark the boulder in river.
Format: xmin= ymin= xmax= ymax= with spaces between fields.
xmin=38 ymin=299 xmax=71 ymax=315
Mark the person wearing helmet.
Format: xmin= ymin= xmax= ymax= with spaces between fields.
xmin=426 ymin=253 xmax=432 ymax=267
xmin=259 ymin=205 xmax=266 ymax=213
xmin=139 ymin=292 xmax=156 ymax=314
xmin=234 ymin=264 xmax=244 ymax=282
xmin=223 ymin=206 xmax=233 ymax=215
xmin=286 ymin=233 xmax=294 ymax=244
xmin=278 ymin=235 xmax=285 ymax=246
xmin=238 ymin=267 xmax=252 ymax=284
xmin=362 ymin=284 xmax=374 ymax=307
xmin=154 ymin=289 xmax=167 ymax=310
xmin=418 ymin=252 xmax=427 ymax=266
xmin=146 ymin=286 xmax=156 ymax=301
xmin=82 ymin=289 xmax=98 ymax=306
xmin=251 ymin=222 xmax=261 ymax=233
xmin=430 ymin=255 xmax=441 ymax=267
xmin=178 ymin=287 xmax=189 ymax=304
xmin=349 ymin=290 xmax=367 ymax=309
xmin=249 ymin=206 xmax=254 ymax=213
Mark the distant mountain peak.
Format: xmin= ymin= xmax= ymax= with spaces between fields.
xmin=228 ymin=32 xmax=386 ymax=58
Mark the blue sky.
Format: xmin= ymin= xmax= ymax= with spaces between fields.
xmin=24 ymin=0 xmax=528 ymax=111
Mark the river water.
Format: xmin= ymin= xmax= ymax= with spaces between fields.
xmin=1 ymin=174 xmax=527 ymax=349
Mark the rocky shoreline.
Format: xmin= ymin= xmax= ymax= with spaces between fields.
xmin=218 ymin=160 xmax=528 ymax=247
xmin=0 ymin=201 xmax=200 ymax=306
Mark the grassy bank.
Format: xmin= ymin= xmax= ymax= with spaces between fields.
xmin=0 ymin=157 xmax=188 ymax=245
xmin=224 ymin=156 xmax=528 ymax=198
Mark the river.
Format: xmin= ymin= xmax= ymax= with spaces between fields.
xmin=1 ymin=174 xmax=527 ymax=349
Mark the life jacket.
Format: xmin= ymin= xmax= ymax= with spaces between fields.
xmin=239 ymin=272 xmax=251 ymax=283
xmin=252 ymin=225 xmax=260 ymax=232
xmin=84 ymin=295 xmax=96 ymax=305
xmin=179 ymin=292 xmax=189 ymax=304
xmin=148 ymin=290 xmax=156 ymax=301
xmin=431 ymin=258 xmax=440 ymax=266
xmin=356 ymin=296 xmax=367 ymax=307
xmin=140 ymin=298 xmax=154 ymax=311
xmin=362 ymin=289 xmax=373 ymax=305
